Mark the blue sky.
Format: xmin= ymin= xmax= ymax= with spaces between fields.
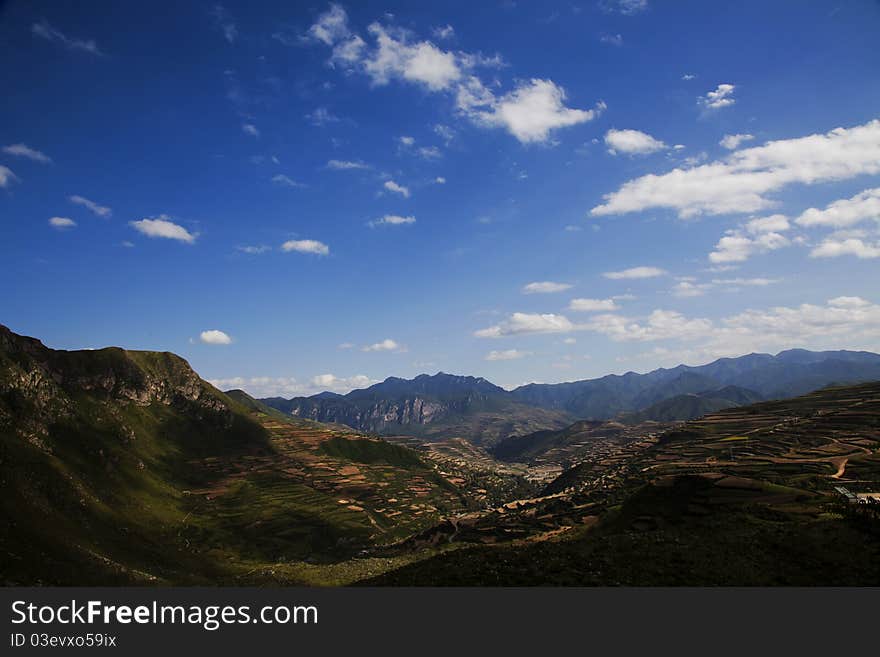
xmin=2 ymin=0 xmax=880 ymax=397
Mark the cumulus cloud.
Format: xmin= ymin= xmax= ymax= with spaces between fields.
xmin=69 ymin=195 xmax=111 ymax=218
xmin=383 ymin=180 xmax=410 ymax=197
xmin=605 ymin=129 xmax=666 ymax=155
xmin=745 ymin=214 xmax=790 ymax=234
xmin=462 ymin=78 xmax=602 ymax=144
xmin=242 ymin=123 xmax=260 ymax=137
xmin=795 ymin=187 xmax=880 ymax=229
xmin=568 ymin=298 xmax=619 ymax=311
xmin=522 ymin=281 xmax=572 ymax=294
xmin=709 ymin=230 xmax=789 ymax=263
xmin=591 ymin=119 xmax=880 ymax=218
xmin=434 ymin=176 xmax=446 ymax=184
xmin=304 ymin=7 xmax=596 ymax=144
xmin=130 ymin=216 xmax=196 ymax=243
xmin=475 ymin=313 xmax=575 ymax=338
xmin=671 ymin=281 xmax=711 ymax=297
xmin=31 ymin=20 xmax=102 ymax=55
xmin=719 ymin=133 xmax=754 ymax=150
xmin=200 ymin=329 xmax=232 ymax=345
xmin=308 ymin=3 xmax=354 ymax=46
xmin=587 ymin=309 xmax=714 ymax=342
xmin=207 ymin=373 xmax=377 ymax=397
xmin=0 ymin=165 xmax=20 ymax=188
xmin=603 ymin=266 xmax=667 ymax=279
xmin=810 ymin=238 xmax=880 ymax=259
xmin=700 ymin=83 xmax=736 ymax=110
xmin=362 ymin=338 xmax=403 ymax=352
xmin=485 ymin=349 xmax=531 ymax=361
xmin=281 ymin=239 xmax=329 ymax=255
xmin=369 ymin=214 xmax=416 ymax=227
xmin=583 ymin=297 xmax=880 ymax=359
xmin=2 ymin=143 xmax=52 ymax=163
xmin=49 ymin=216 xmax=76 ymax=230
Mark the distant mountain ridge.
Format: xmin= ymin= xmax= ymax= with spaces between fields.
xmin=260 ymin=349 xmax=880 ymax=444
xmin=260 ymin=372 xmax=573 ymax=446
xmin=510 ymin=348 xmax=880 ymax=419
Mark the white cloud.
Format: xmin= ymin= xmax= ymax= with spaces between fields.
xmin=485 ymin=349 xmax=531 ymax=361
xmin=681 ymin=73 xmax=696 ymax=81
xmin=337 ymin=342 xmax=354 ymax=350
xmin=242 ymin=123 xmax=260 ymax=137
xmin=568 ymin=298 xmax=619 ymax=311
xmin=2 ymin=143 xmax=52 ymax=163
xmin=700 ymin=83 xmax=736 ymax=110
xmin=475 ymin=313 xmax=575 ymax=338
xmin=745 ymin=214 xmax=790 ymax=234
xmin=369 ymin=214 xmax=416 ymax=227
xmin=383 ymin=180 xmax=410 ymax=197
xmin=0 ymin=165 xmax=20 ymax=188
xmin=31 ymin=20 xmax=102 ymax=55
xmin=310 ymin=373 xmax=377 ymax=391
xmin=49 ymin=216 xmax=76 ymax=230
xmin=362 ymin=338 xmax=403 ymax=352
xmin=271 ymin=174 xmax=305 ymax=188
xmin=434 ymin=176 xmax=446 ymax=184
xmin=69 ymin=195 xmax=111 ymax=218
xmin=720 ymin=133 xmax=754 ymax=150
xmin=399 ymin=135 xmax=415 ymax=146
xmin=672 ymin=281 xmax=710 ymax=297
xmin=712 ymin=277 xmax=779 ymax=287
xmin=327 ymin=159 xmax=370 ymax=170
xmin=307 ymin=3 xmax=351 ymax=45
xmin=591 ymin=119 xmax=880 ymax=218
xmin=586 ymin=309 xmax=714 ymax=342
xmin=584 ymin=296 xmax=880 ymax=359
xmin=605 ymin=128 xmax=666 ymax=155
xmin=810 ymin=238 xmax=880 ymax=259
xmin=563 ymin=337 xmax=577 ymax=344
xmin=281 ymin=239 xmax=329 ymax=255
xmin=305 ymin=7 xmax=595 ymax=145
xmin=795 ymin=187 xmax=880 ymax=229
xmin=601 ymin=0 xmax=648 ymax=14
xmin=463 ymin=78 xmax=601 ymax=144
xmin=200 ymin=329 xmax=232 ymax=345
xmin=130 ymin=216 xmax=196 ymax=243
xmin=522 ymin=281 xmax=572 ymax=294
xmin=603 ymin=266 xmax=667 ymax=279
xmin=709 ymin=230 xmax=789 ymax=263
xmin=363 ymin=23 xmax=462 ymax=91
xmin=207 ymin=373 xmax=377 ymax=397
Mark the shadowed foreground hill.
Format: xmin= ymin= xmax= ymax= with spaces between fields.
xmin=0 ymin=325 xmax=471 ymax=585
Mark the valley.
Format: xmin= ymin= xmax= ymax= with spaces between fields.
xmin=2 ymin=323 xmax=880 ymax=586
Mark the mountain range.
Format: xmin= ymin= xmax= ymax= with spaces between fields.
xmin=3 ymin=322 xmax=880 ymax=586
xmin=261 ymin=349 xmax=880 ymax=444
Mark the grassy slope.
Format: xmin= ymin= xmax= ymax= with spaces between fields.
xmin=0 ymin=328 xmax=463 ymax=585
